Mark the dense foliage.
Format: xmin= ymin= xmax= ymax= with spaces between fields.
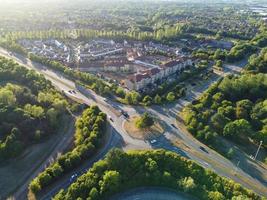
xmin=29 ymin=105 xmax=107 ymax=195
xmin=0 ymin=0 xmax=261 ymax=41
xmin=53 ymin=149 xmax=262 ymax=200
xmin=0 ymin=56 xmax=67 ymax=160
xmin=182 ymin=73 xmax=267 ymax=153
xmin=246 ymin=48 xmax=267 ymax=73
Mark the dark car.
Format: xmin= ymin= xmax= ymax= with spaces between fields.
xmin=109 ymin=116 xmax=114 ymax=122
xmin=120 ymin=110 xmax=129 ymax=118
xmin=199 ymin=146 xmax=209 ymax=154
xmin=171 ymin=124 xmax=177 ymax=129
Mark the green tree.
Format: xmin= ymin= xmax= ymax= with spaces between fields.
xmin=89 ymin=187 xmax=99 ymax=200
xmin=136 ymin=112 xmax=154 ymax=129
xmin=223 ymin=119 xmax=253 ymax=138
xmin=0 ymin=88 xmax=16 ymax=105
xmin=208 ymin=191 xmax=225 ymax=200
xmin=24 ymin=104 xmax=45 ymax=119
xmin=178 ymin=176 xmax=196 ymax=192
xmin=154 ymin=94 xmax=162 ymax=104
xmin=215 ymin=60 xmax=223 ymax=69
xmin=142 ymin=95 xmax=153 ymax=106
xmin=236 ymin=99 xmax=253 ymax=120
xmin=166 ymin=92 xmax=175 ymax=102
xmin=99 ymin=170 xmax=120 ymax=194
xmin=115 ymin=87 xmax=125 ymax=98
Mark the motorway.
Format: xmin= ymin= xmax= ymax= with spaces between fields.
xmin=0 ymin=48 xmax=266 ymax=199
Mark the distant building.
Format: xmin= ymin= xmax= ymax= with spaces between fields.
xmin=205 ymin=39 xmax=234 ymax=50
xmin=103 ymin=58 xmax=131 ymax=72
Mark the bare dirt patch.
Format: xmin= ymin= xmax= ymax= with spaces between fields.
xmin=124 ymin=115 xmax=164 ymax=140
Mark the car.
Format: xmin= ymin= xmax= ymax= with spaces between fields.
xmin=203 ymin=162 xmax=210 ymax=167
xmin=122 ymin=112 xmax=129 ymax=118
xmin=191 ymin=82 xmax=196 ymax=86
xmin=150 ymin=139 xmax=157 ymax=144
xmin=109 ymin=116 xmax=114 ymax=122
xmin=70 ymin=173 xmax=78 ymax=182
xmin=120 ymin=110 xmax=129 ymax=118
xmin=171 ymin=124 xmax=177 ymax=129
xmin=72 ymin=90 xmax=76 ymax=94
xmin=68 ymin=90 xmax=72 ymax=94
xmin=199 ymin=146 xmax=209 ymax=154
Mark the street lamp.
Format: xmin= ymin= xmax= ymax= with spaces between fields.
xmin=254 ymin=140 xmax=263 ymax=161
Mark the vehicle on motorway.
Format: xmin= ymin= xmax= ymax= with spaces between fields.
xmin=70 ymin=173 xmax=78 ymax=182
xmin=171 ymin=124 xmax=177 ymax=129
xmin=120 ymin=110 xmax=129 ymax=118
xmin=150 ymin=139 xmax=157 ymax=144
xmin=109 ymin=116 xmax=114 ymax=122
xmin=199 ymin=146 xmax=209 ymax=154
xmin=203 ymin=161 xmax=210 ymax=167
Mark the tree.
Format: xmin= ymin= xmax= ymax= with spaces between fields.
xmin=223 ymin=119 xmax=253 ymax=138
xmin=166 ymin=92 xmax=175 ymax=102
xmin=142 ymin=95 xmax=153 ymax=106
xmin=115 ymin=87 xmax=125 ymax=98
xmin=178 ymin=176 xmax=196 ymax=192
xmin=24 ymin=104 xmax=45 ymax=119
xmin=208 ymin=191 xmax=225 ymax=200
xmin=89 ymin=187 xmax=99 ymax=200
xmin=135 ymin=112 xmax=154 ymax=129
xmin=215 ymin=60 xmax=223 ymax=69
xmin=131 ymin=91 xmax=141 ymax=105
xmin=0 ymin=88 xmax=16 ymax=105
xmin=99 ymin=170 xmax=120 ymax=194
xmin=236 ymin=99 xmax=253 ymax=120
xmin=211 ymin=113 xmax=230 ymax=132
xmin=29 ymin=179 xmax=41 ymax=194
xmin=154 ymin=94 xmax=162 ymax=104
xmin=47 ymin=108 xmax=59 ymax=127
xmin=227 ymin=148 xmax=235 ymax=159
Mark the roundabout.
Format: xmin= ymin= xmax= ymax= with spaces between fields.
xmin=123 ymin=114 xmax=165 ymax=140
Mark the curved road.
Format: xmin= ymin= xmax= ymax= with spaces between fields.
xmin=0 ymin=48 xmax=266 ymax=198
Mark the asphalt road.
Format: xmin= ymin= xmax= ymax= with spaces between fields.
xmin=0 ymin=48 xmax=266 ymax=198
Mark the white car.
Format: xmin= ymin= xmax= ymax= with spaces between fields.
xmin=150 ymin=139 xmax=157 ymax=144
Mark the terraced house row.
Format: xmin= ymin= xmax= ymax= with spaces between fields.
xmin=125 ymin=57 xmax=193 ymax=91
